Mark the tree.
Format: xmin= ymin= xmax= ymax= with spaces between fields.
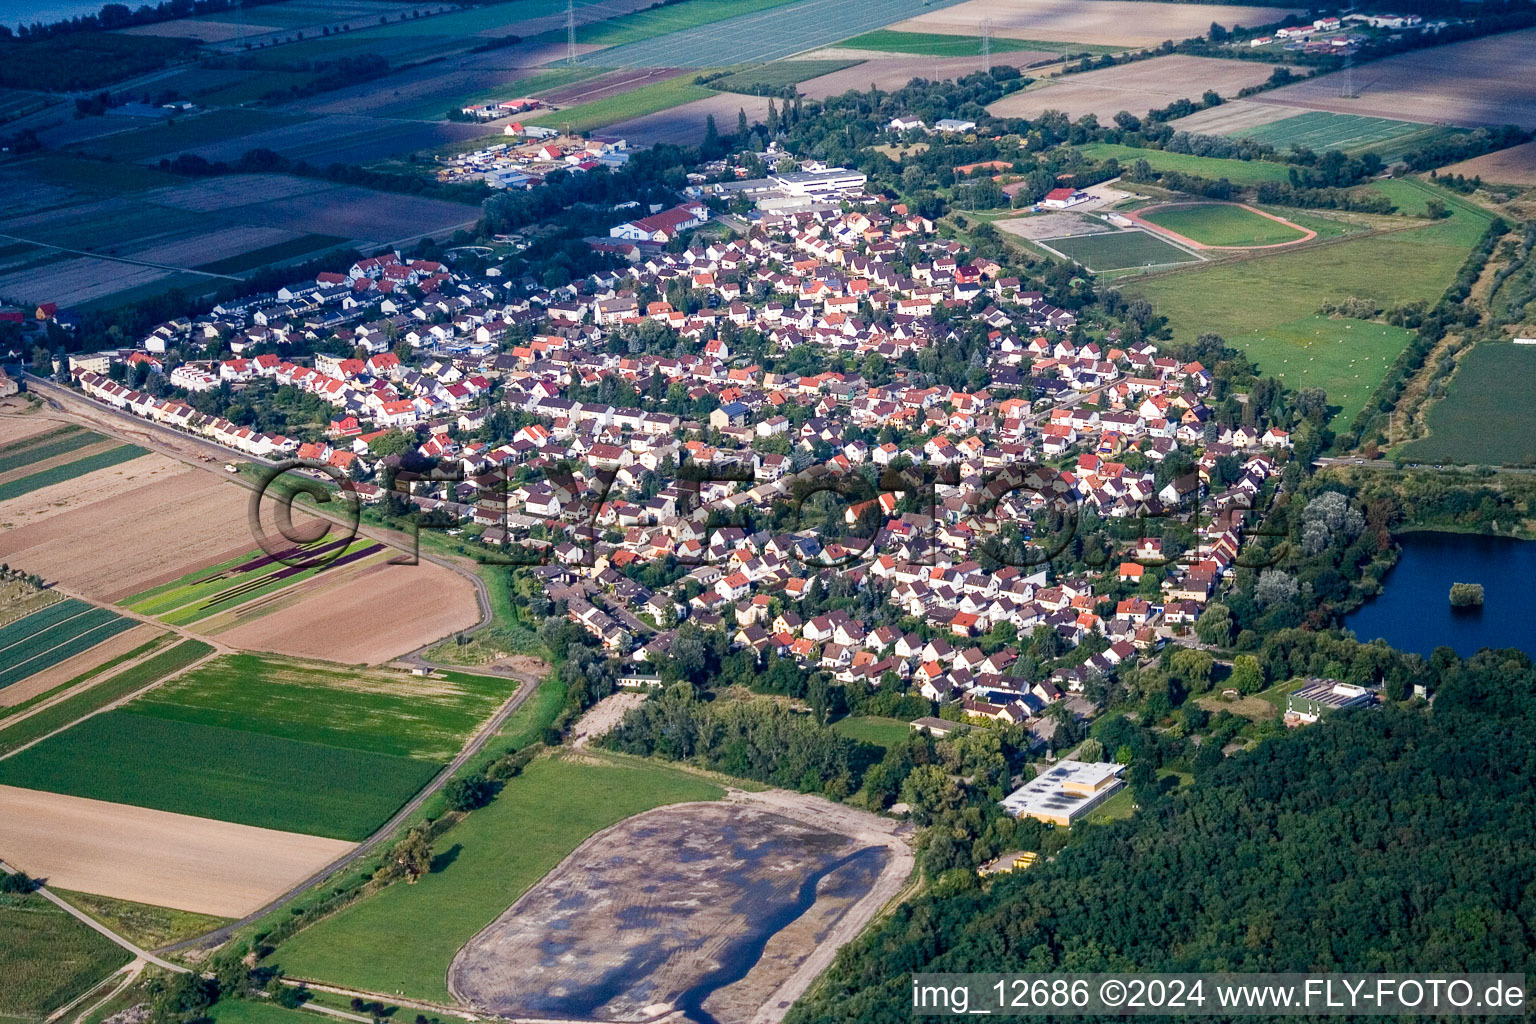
xmin=1170 ymin=648 xmax=1215 ymax=693
xmin=389 ymin=827 xmax=433 ymax=883
xmin=0 ymin=870 xmax=35 ymax=893
xmin=1229 ymin=654 xmax=1264 ymax=694
xmin=1195 ymin=602 xmax=1234 ymax=646
xmin=901 ymin=764 xmax=964 ymax=825
xmin=1077 ymin=737 xmax=1104 ymax=762
xmin=444 ymin=773 xmax=495 ymax=811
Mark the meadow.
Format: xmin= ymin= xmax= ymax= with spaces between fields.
xmin=272 ymin=754 xmax=722 ymax=1001
xmin=0 ymin=711 xmax=436 ymax=841
xmin=1401 ymin=344 xmax=1536 ymax=466
xmin=1043 ymin=229 xmax=1200 ymax=271
xmin=53 ymin=890 xmax=229 ymax=950
xmin=0 ymin=893 xmax=131 ymax=1019
xmin=830 ymin=715 xmax=913 ymax=750
xmin=1141 ymin=203 xmax=1307 ymax=247
xmin=129 ymin=654 xmax=517 ymax=761
xmin=1129 ymin=179 xmax=1492 ymax=429
xmin=707 ymin=60 xmax=862 ymax=93
xmin=0 ymin=445 xmax=149 ymax=503
xmin=1076 ymin=142 xmax=1293 ymax=185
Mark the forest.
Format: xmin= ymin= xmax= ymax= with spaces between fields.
xmin=791 ymin=646 xmax=1536 ymax=1023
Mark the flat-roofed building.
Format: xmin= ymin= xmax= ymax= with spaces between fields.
xmin=770 ymin=168 xmax=867 ymax=197
xmin=1001 ymin=760 xmax=1125 ymax=827
xmin=1284 ymin=678 xmax=1376 ymax=726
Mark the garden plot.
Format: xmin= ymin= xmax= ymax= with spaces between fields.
xmin=989 ymin=56 xmax=1279 ymax=123
xmin=0 ymin=785 xmax=354 ymax=917
xmin=890 ymin=0 xmax=1305 ymax=48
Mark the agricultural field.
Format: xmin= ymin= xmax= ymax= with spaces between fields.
xmin=890 ymin=0 xmax=1307 ymax=48
xmin=796 ymin=54 xmax=1045 ymax=100
xmin=0 ymin=892 xmax=132 ymax=1020
xmin=526 ymin=74 xmax=716 ymax=134
xmin=1076 ymin=142 xmax=1294 ymax=185
xmin=608 ymin=93 xmax=775 ymax=147
xmin=836 ymin=29 xmax=1115 ymax=57
xmin=450 ymin=801 xmax=895 ymax=1024
xmin=1224 ymin=111 xmax=1458 ymax=162
xmin=0 ymin=784 xmax=355 ymax=917
xmin=0 ymin=424 xmax=99 ymax=474
xmin=1253 ymin=27 xmax=1536 ymax=129
xmin=272 ymin=755 xmax=725 ymax=1001
xmin=0 ymin=639 xmax=213 ymax=759
xmin=1139 ymin=203 xmax=1308 ymax=247
xmin=989 ymin=56 xmax=1279 ymax=123
xmin=130 ymin=654 xmax=518 ymax=761
xmin=576 ymin=0 xmax=971 ymax=69
xmin=0 ymin=599 xmax=138 ymax=692
xmin=1039 ymin=229 xmax=1201 ymax=271
xmin=707 ymin=60 xmax=862 ymax=93
xmin=1440 ymin=141 xmax=1536 ymax=186
xmin=0 ymin=710 xmax=437 ymax=841
xmin=1401 ymin=344 xmax=1536 ymax=466
xmin=0 ymin=630 xmax=167 ymax=716
xmin=0 ymin=444 xmax=148 ymax=503
xmin=1128 ymin=180 xmax=1491 ymax=429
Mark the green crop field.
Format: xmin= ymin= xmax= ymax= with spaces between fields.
xmin=1232 ymin=111 xmax=1461 ymax=163
xmin=0 ymin=600 xmax=137 ymax=691
xmin=129 ymin=654 xmax=517 ymax=761
xmin=1141 ymin=203 xmax=1307 ymax=247
xmin=126 ymin=539 xmax=383 ymax=625
xmin=1043 ymin=230 xmax=1201 ymax=271
xmin=573 ymin=0 xmax=797 ymax=48
xmin=1128 ymin=179 xmax=1492 ymax=430
xmin=0 ymin=712 xmax=436 ymax=840
xmin=68 ymin=109 xmax=310 ymax=163
xmin=53 ymin=890 xmax=228 ymax=951
xmin=0 ymin=639 xmax=212 ymax=758
xmin=0 ymin=445 xmax=148 ymax=502
xmin=708 ymin=60 xmax=861 ymax=92
xmin=830 ymin=715 xmax=912 ymax=750
xmin=273 ymin=754 xmax=723 ymax=1001
xmin=1076 ymin=143 xmax=1294 ymax=185
xmin=1401 ymin=344 xmax=1536 ymax=466
xmin=0 ymin=634 xmax=169 ymax=725
xmin=525 ymin=74 xmax=715 ymax=134
xmin=0 ymin=892 xmax=132 ymax=1019
xmin=839 ymin=29 xmax=1117 ymax=57
xmin=0 ymin=426 xmax=95 ymax=473
xmin=195 ymin=234 xmax=348 ymax=276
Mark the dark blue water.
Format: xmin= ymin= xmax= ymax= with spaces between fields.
xmin=1345 ymin=531 xmax=1536 ymax=658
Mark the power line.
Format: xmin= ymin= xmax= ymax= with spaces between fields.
xmin=981 ymin=16 xmax=991 ymax=73
xmin=567 ymin=0 xmax=577 ymax=66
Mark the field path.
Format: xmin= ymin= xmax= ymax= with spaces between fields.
xmin=0 ymin=858 xmax=186 ymax=973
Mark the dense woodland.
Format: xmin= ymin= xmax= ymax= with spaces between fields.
xmin=792 ymin=647 xmax=1536 ymax=1023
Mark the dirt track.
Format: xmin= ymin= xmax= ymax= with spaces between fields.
xmin=0 ymin=784 xmax=355 ymax=917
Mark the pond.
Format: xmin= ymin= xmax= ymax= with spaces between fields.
xmin=1344 ymin=530 xmax=1536 ymax=659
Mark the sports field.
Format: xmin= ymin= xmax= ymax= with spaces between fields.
xmin=0 ymin=711 xmax=436 ymax=841
xmin=1140 ymin=203 xmax=1307 ymax=247
xmin=1042 ymin=230 xmax=1201 ymax=271
xmin=130 ymin=653 xmax=517 ymax=761
xmin=1076 ymin=142 xmax=1293 ymax=185
xmin=0 ymin=599 xmax=137 ymax=691
xmin=0 ymin=892 xmax=132 ymax=1019
xmin=272 ymin=755 xmax=723 ymax=1001
xmin=1129 ymin=180 xmax=1491 ymax=430
xmin=579 ymin=0 xmax=969 ymax=69
xmin=1231 ymin=111 xmax=1452 ymax=160
xmin=1402 ymin=344 xmax=1536 ymax=466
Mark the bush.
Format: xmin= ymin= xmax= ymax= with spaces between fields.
xmin=0 ymin=871 xmax=36 ymax=893
xmin=443 ymin=773 xmax=495 ymax=812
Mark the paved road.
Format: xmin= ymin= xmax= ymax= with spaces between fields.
xmin=157 ymin=671 xmax=542 ymax=955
